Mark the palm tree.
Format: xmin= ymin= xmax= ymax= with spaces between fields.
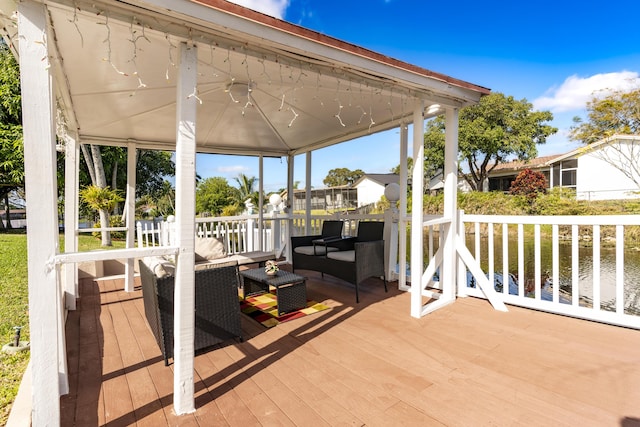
xmin=233 ymin=173 xmax=260 ymax=210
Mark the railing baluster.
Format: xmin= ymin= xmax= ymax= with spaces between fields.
xmin=518 ymin=223 xmax=524 ymax=297
xmin=593 ymin=225 xmax=601 ymax=311
xmin=616 ymin=225 xmax=625 ymax=314
xmin=534 ymin=224 xmax=541 ymax=300
xmin=571 ymin=224 xmax=579 ymax=307
xmin=552 ymin=224 xmax=559 ymax=304
xmin=502 ymin=223 xmax=509 ymax=295
xmin=488 ymin=222 xmax=494 ymax=291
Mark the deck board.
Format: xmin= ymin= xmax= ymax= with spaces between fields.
xmin=60 ymin=267 xmax=640 ymax=426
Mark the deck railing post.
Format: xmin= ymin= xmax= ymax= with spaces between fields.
xmin=384 ymin=183 xmax=400 ymax=282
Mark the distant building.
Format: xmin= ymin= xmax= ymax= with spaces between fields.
xmin=487 ymin=134 xmax=640 ymax=200
xmin=352 ymin=174 xmax=399 ymax=207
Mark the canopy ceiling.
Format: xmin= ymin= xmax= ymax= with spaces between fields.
xmin=0 ymin=0 xmax=490 ymax=156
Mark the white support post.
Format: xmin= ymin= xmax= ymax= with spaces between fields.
xmin=398 ymin=123 xmax=409 ymax=291
xmin=258 ymin=154 xmax=264 ymax=250
xmin=410 ymin=101 xmax=424 ymax=318
xmin=286 ymin=154 xmax=294 ymax=262
xmin=64 ymin=133 xmax=79 ymax=309
xmin=124 ymin=142 xmax=136 ymax=292
xmin=305 ymin=151 xmax=312 ymax=234
xmin=173 ymin=42 xmax=197 ymax=415
xmin=18 ymin=0 xmax=62 ymax=423
xmin=442 ymin=107 xmax=459 ymax=302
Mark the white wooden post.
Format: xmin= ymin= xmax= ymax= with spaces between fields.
xmin=410 ymin=101 xmax=424 ymax=318
xmin=64 ymin=133 xmax=79 ymax=309
xmin=246 ymin=201 xmax=255 ymax=251
xmin=124 ymin=142 xmax=136 ymax=292
xmin=442 ymin=107 xmax=459 ymax=302
xmin=173 ymin=42 xmax=197 ymax=415
xmin=258 ymin=154 xmax=264 ymax=250
xmin=286 ymin=154 xmax=294 ymax=261
xmin=18 ymin=0 xmax=62 ymax=423
xmin=305 ymin=151 xmax=312 ymax=234
xmin=383 ymin=183 xmax=400 ymax=281
xmin=398 ymin=123 xmax=409 ymax=291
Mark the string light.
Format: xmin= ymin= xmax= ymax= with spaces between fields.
xmin=64 ymin=8 xmax=416 ymax=133
xmin=334 ymin=78 xmax=345 ymax=127
xmin=100 ymin=13 xmax=127 ymax=76
xmin=165 ymin=33 xmax=176 ymax=81
xmin=287 ymin=107 xmax=299 ymax=127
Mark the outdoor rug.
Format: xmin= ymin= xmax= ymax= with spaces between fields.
xmin=239 ymin=292 xmax=331 ymax=328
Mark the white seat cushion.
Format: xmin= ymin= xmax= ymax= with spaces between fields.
xmin=195 ymin=236 xmax=227 ymax=261
xmin=294 ymin=245 xmax=339 ymax=256
xmin=142 ymin=256 xmax=175 ymax=278
xmin=326 ymin=250 xmax=355 ymax=262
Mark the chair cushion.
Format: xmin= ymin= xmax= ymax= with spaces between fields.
xmin=294 ymin=245 xmax=339 ymax=256
xmin=195 ymin=236 xmax=227 ymax=261
xmin=142 ymin=256 xmax=175 ymax=278
xmin=326 ymin=250 xmax=355 ymax=262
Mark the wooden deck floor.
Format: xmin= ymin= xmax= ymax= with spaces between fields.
xmin=60 ymin=265 xmax=640 ymax=426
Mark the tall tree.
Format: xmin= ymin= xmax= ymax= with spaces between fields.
xmin=569 ymin=88 xmax=640 ymax=190
xmin=323 ymin=167 xmax=364 ymax=187
xmin=0 ymin=39 xmax=23 ymax=228
xmin=570 ymin=88 xmax=640 ymax=144
xmin=195 ymin=177 xmax=239 ymax=216
xmin=424 ymin=92 xmax=557 ymax=191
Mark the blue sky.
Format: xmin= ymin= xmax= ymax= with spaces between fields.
xmin=197 ymin=0 xmax=640 ymax=192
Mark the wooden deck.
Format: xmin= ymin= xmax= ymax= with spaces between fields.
xmin=61 ymin=265 xmax=640 ymax=426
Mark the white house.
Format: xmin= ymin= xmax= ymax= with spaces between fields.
xmin=353 ymin=173 xmax=399 ymax=207
xmin=488 ymin=134 xmax=640 ymax=201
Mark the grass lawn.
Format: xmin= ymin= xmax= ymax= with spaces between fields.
xmin=0 ymin=233 xmax=30 ymax=425
xmin=0 ymin=232 xmax=125 ymax=425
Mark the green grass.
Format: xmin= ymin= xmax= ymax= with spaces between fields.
xmin=0 ymin=234 xmax=30 ymax=425
xmin=0 ymin=232 xmax=125 ymax=425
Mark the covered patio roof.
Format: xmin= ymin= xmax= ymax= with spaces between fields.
xmin=1 ymin=0 xmax=489 ymax=156
xmin=0 ymin=0 xmax=493 ymax=424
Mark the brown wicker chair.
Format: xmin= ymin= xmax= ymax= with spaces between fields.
xmin=139 ymin=260 xmax=242 ymax=366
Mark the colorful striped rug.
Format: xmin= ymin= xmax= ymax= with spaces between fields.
xmin=239 ymin=292 xmax=330 ymax=328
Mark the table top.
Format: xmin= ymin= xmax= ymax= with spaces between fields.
xmin=240 ymin=268 xmax=306 ymax=286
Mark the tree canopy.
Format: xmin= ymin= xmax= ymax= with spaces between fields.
xmin=0 ymin=41 xmax=23 ymax=202
xmin=423 ymin=92 xmax=557 ymax=191
xmin=195 ymin=177 xmax=240 ymax=216
xmin=569 ymin=88 xmax=640 ymax=144
xmin=323 ymin=167 xmax=364 ymax=187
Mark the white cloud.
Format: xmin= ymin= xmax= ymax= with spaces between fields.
xmin=217 ymin=165 xmax=250 ymax=175
xmin=533 ymin=71 xmax=640 ymax=113
xmin=225 ymin=0 xmax=290 ymax=19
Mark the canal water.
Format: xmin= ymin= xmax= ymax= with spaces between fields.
xmin=464 ymin=236 xmax=640 ymax=315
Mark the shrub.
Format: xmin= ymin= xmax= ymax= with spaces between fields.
xmin=509 ymin=169 xmax=547 ymax=202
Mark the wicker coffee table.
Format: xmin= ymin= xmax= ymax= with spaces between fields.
xmin=239 ymin=268 xmax=307 ymax=315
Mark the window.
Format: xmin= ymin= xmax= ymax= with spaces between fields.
xmin=551 ymin=158 xmax=578 ymax=189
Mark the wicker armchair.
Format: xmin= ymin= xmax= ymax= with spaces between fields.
xmin=291 ymin=220 xmax=344 ymax=272
xmin=139 ymin=260 xmax=242 ymax=366
xmin=292 ymin=221 xmax=387 ymax=303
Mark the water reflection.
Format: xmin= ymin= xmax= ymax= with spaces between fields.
xmin=464 ymin=236 xmax=640 ymax=315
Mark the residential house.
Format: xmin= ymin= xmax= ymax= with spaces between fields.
xmin=352 ymin=173 xmax=399 ymax=207
xmin=282 ymin=186 xmax=357 ymax=212
xmin=487 ymin=134 xmax=640 ymax=200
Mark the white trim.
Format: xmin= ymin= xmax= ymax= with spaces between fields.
xmin=173 ymin=42 xmax=198 ymax=415
xmin=18 ymin=0 xmax=62 ymax=423
xmin=410 ymin=102 xmax=424 ymax=318
xmin=63 ymin=133 xmax=79 ymax=310
xmin=125 ymin=142 xmax=137 ymax=292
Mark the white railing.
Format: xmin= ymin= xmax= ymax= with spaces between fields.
xmin=459 ymin=213 xmax=640 ymax=329
xmin=137 ymin=214 xmax=290 ymax=255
